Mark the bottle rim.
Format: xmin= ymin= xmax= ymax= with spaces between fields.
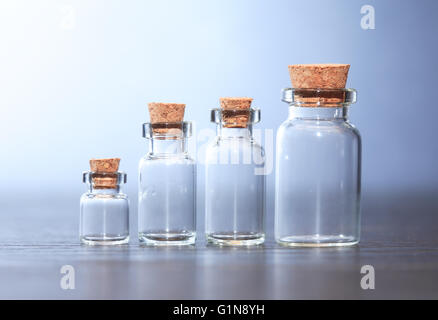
xmin=282 ymin=88 xmax=357 ymax=107
xmin=82 ymin=171 xmax=127 ymax=185
xmin=142 ymin=121 xmax=192 ymax=139
xmin=210 ymin=108 xmax=261 ymax=125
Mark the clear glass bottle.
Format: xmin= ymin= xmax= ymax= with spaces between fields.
xmin=205 ymin=108 xmax=265 ymax=246
xmin=80 ymin=171 xmax=129 ymax=245
xmin=138 ymin=122 xmax=196 ymax=245
xmin=275 ymin=88 xmax=361 ymax=247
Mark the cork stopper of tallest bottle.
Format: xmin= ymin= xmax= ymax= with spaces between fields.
xmin=288 ymin=64 xmax=350 ymax=106
xmin=288 ymin=64 xmax=350 ymax=88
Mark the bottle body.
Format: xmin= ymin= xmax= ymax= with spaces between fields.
xmin=138 ymin=122 xmax=196 ymax=245
xmin=138 ymin=155 xmax=196 ymax=245
xmin=275 ymin=89 xmax=361 ymax=247
xmin=80 ymin=172 xmax=129 ymax=245
xmin=205 ymin=109 xmax=265 ymax=246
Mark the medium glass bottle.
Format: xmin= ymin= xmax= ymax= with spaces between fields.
xmin=138 ymin=122 xmax=196 ymax=245
xmin=205 ymin=102 xmax=265 ymax=246
xmin=275 ymin=88 xmax=361 ymax=247
xmin=80 ymin=171 xmax=129 ymax=245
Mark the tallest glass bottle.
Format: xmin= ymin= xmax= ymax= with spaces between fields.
xmin=275 ymin=64 xmax=361 ymax=247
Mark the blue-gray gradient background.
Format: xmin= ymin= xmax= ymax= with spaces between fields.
xmin=0 ymin=0 xmax=437 ymax=241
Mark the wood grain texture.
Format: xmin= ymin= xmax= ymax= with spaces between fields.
xmin=0 ymin=190 xmax=437 ymax=299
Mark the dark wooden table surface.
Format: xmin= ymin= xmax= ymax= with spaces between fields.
xmin=0 ymin=190 xmax=437 ymax=299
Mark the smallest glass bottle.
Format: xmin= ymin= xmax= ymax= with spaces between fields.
xmin=80 ymin=158 xmax=129 ymax=245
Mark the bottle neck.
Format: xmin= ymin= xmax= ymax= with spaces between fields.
xmin=149 ymin=137 xmax=188 ymax=155
xmin=288 ymin=106 xmax=349 ymax=120
xmin=89 ymin=185 xmax=121 ymax=194
xmin=217 ymin=124 xmax=253 ymax=139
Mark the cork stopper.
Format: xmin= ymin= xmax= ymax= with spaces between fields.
xmin=89 ymin=158 xmax=120 ymax=189
xmin=288 ymin=64 xmax=350 ymax=107
xmin=288 ymin=64 xmax=349 ymax=89
xmin=148 ymin=102 xmax=185 ymax=135
xmin=219 ymin=97 xmax=253 ymax=128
